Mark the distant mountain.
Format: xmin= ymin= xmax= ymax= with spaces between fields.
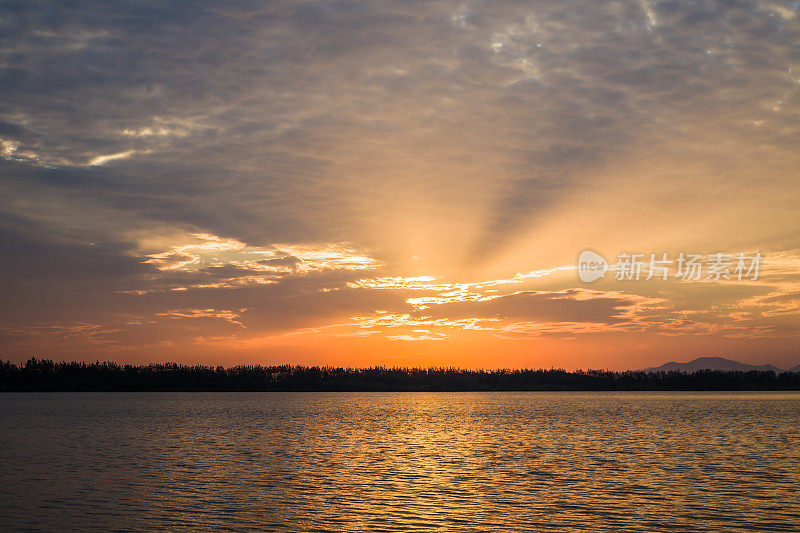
xmin=642 ymin=356 xmax=793 ymax=373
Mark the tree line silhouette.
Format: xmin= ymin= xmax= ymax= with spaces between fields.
xmin=1 ymin=358 xmax=799 ymax=391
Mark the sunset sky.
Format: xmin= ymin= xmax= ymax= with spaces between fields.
xmin=1 ymin=0 xmax=799 ymax=369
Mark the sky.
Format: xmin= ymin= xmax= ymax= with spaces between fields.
xmin=1 ymin=0 xmax=799 ymax=369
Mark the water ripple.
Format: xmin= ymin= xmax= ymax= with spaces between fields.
xmin=1 ymin=392 xmax=799 ymax=531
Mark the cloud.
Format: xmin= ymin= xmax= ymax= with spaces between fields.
xmin=155 ymin=308 xmax=247 ymax=327
xmin=136 ymin=232 xmax=382 ymax=292
xmin=87 ymin=149 xmax=140 ymax=166
xmin=386 ymin=330 xmax=449 ymax=341
xmin=0 ymin=0 xmax=798 ymax=363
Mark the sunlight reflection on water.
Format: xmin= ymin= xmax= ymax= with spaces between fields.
xmin=2 ymin=392 xmax=799 ymax=531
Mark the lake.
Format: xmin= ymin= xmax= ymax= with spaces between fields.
xmin=1 ymin=392 xmax=799 ymax=531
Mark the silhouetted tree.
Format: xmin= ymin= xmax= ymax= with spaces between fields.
xmin=1 ymin=358 xmax=798 ymax=392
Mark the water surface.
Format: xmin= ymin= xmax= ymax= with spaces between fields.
xmin=1 ymin=392 xmax=799 ymax=531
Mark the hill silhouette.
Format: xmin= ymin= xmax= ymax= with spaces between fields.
xmin=642 ymin=356 xmax=793 ymax=374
